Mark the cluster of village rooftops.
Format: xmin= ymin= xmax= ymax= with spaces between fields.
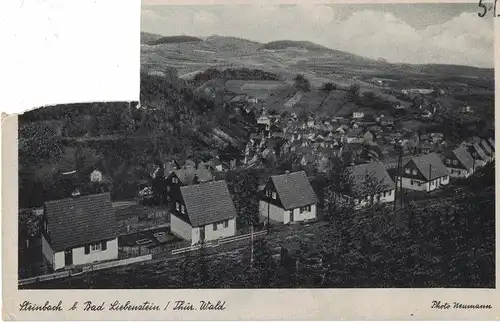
xmin=242 ymin=105 xmax=472 ymax=171
xmin=37 ymin=131 xmax=494 ymax=271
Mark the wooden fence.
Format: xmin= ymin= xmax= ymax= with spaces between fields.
xmin=19 ymin=231 xmax=267 ymax=286
xmin=171 ymin=230 xmax=267 ymax=255
xmin=18 ymin=255 xmax=152 ymax=286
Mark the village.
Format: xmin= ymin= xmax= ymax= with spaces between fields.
xmin=18 ymin=77 xmax=495 ymax=287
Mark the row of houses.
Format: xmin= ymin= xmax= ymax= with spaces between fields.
xmin=37 ymin=168 xmax=319 ymax=271
xmin=34 ymin=135 xmax=495 ymax=272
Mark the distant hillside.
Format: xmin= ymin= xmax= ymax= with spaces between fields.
xmin=261 ymin=40 xmax=330 ymax=51
xmin=204 ymin=35 xmax=262 ymax=53
xmin=141 ymin=32 xmax=203 ymax=45
xmin=408 ymin=64 xmax=494 ymax=78
xmin=150 ymin=35 xmax=203 ymax=45
xmin=140 ymin=32 xmax=164 ymax=45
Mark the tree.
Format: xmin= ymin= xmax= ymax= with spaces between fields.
xmin=118 ymin=105 xmax=136 ymax=134
xmin=19 ymin=122 xmax=62 ymax=167
xmin=177 ymin=243 xmax=212 ymax=288
xmin=319 ymin=82 xmax=335 ymax=109
xmin=250 ymin=236 xmax=276 ymax=287
xmin=320 ymin=157 xmax=353 ymax=221
xmin=322 ymin=82 xmax=336 ymax=91
xmin=347 ymin=83 xmax=361 ymax=99
xmin=293 ymin=74 xmax=311 ymax=92
xmin=226 ymin=170 xmax=260 ymax=231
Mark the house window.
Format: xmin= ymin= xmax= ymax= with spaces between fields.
xmin=213 ymin=223 xmax=217 ymax=231
xmin=167 ymin=196 xmax=171 ymax=202
xmin=224 ymin=220 xmax=228 ymax=228
xmin=90 ymin=243 xmax=101 ymax=252
xmin=176 ymin=202 xmax=180 ymax=211
xmin=272 ymin=191 xmax=276 ymax=199
xmin=181 ymin=205 xmax=185 ymax=214
xmin=445 ymin=159 xmax=451 ymax=165
xmin=300 ymin=205 xmax=311 ymax=213
xmin=453 ymin=160 xmax=458 ymax=165
xmin=411 ymin=169 xmax=417 ymax=175
xmin=172 ymin=177 xmax=178 ymax=184
xmin=167 ymin=186 xmax=171 ymax=192
xmin=405 ymin=168 xmax=411 ymax=174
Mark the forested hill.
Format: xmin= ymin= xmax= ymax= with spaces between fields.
xmin=189 ymin=67 xmax=281 ymax=88
xmin=18 ymin=70 xmax=253 ymax=208
xmin=261 ymin=40 xmax=330 ymax=51
xmin=149 ymin=35 xmax=203 ymax=45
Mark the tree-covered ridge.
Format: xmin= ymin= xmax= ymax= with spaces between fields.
xmin=18 ymin=69 xmax=254 ymax=208
xmin=190 ymin=68 xmax=281 ymax=87
xmin=149 ymin=35 xmax=203 ymax=45
xmin=261 ymin=40 xmax=331 ymax=51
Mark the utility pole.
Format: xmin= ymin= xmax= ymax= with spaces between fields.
xmin=399 ymin=147 xmax=404 ymax=209
xmin=250 ymin=224 xmax=254 ymax=269
xmin=394 ymin=149 xmax=400 ymax=212
xmin=472 ymin=155 xmax=476 ymax=174
xmin=428 ymin=163 xmax=432 ymax=192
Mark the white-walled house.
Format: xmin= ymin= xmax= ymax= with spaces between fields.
xmin=396 ymin=153 xmax=450 ymax=192
xmin=259 ymin=171 xmax=318 ymax=224
xmin=42 ymin=193 xmax=118 ymax=271
xmin=346 ymin=162 xmax=395 ymax=209
xmin=352 ymin=110 xmax=364 ymax=119
xmin=442 ymin=146 xmax=474 ymax=178
xmin=170 ymin=180 xmax=237 ymax=245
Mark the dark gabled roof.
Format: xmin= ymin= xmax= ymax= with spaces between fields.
xmin=180 ymin=180 xmax=237 ymax=227
xmin=44 ymin=193 xmax=117 ymax=252
xmin=347 ymin=162 xmax=395 ymax=197
xmin=173 ymin=168 xmax=196 ymax=184
xmin=472 ymin=143 xmax=488 ymax=160
xmin=480 ymin=139 xmax=493 ymax=156
xmin=488 ymin=138 xmax=495 ymax=151
xmin=172 ymin=166 xmax=213 ymax=185
xmin=405 ymin=153 xmax=450 ymax=181
xmin=270 ymin=171 xmax=318 ymax=210
xmin=163 ymin=161 xmax=177 ymax=178
xmin=452 ymin=146 xmax=474 ymax=170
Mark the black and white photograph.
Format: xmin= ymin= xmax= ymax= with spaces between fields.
xmin=17 ymin=2 xmax=495 ymax=290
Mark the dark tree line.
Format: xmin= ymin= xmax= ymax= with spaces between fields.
xmin=190 ymin=68 xmax=281 ymax=88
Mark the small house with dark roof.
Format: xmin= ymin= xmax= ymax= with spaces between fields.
xmin=488 ymin=138 xmax=495 ymax=151
xmin=465 ymin=143 xmax=489 ymax=168
xmin=346 ymin=162 xmax=395 ymax=209
xmin=41 ymin=193 xmax=118 ymax=270
xmin=165 ymin=165 xmax=214 ymax=202
xmin=259 ymin=171 xmax=318 ymax=224
xmin=170 ymin=180 xmax=237 ymax=245
xmin=442 ymin=146 xmax=474 ymax=178
xmin=480 ymin=139 xmax=494 ymax=160
xmin=397 ymin=153 xmax=450 ymax=192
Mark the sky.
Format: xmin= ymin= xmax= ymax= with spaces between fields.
xmin=141 ymin=3 xmax=494 ymax=68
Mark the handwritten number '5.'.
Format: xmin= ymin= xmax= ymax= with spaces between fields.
xmin=478 ymin=0 xmax=487 ymax=17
